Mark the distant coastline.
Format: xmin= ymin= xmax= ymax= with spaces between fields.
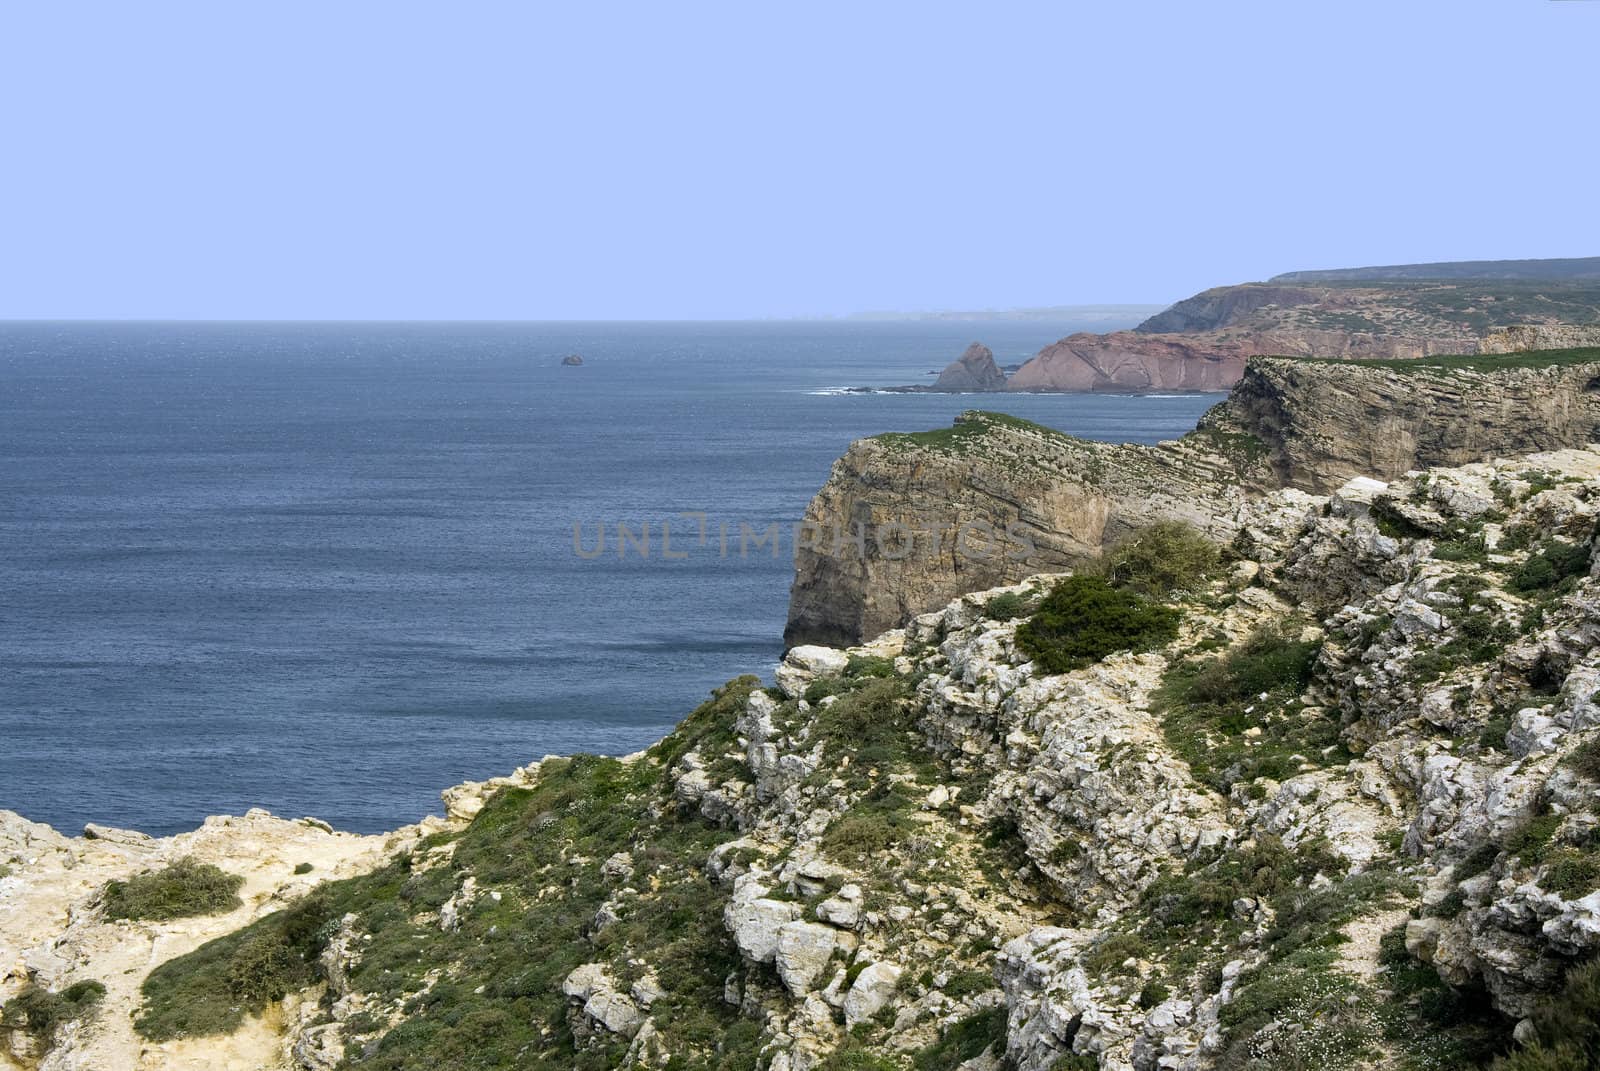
xmin=790 ymin=303 xmax=1167 ymax=324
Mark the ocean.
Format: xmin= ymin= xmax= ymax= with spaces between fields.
xmin=0 ymin=321 xmax=1220 ymax=835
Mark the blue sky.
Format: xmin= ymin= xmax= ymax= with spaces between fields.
xmin=1 ymin=1 xmax=1595 ymax=319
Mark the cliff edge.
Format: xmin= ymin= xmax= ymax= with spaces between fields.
xmin=786 ymin=349 xmax=1600 ymax=648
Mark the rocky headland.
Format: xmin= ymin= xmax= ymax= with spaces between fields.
xmin=786 ymin=349 xmax=1600 ymax=649
xmin=10 ymin=440 xmax=1600 ymax=1069
xmin=872 ymin=258 xmax=1600 ymax=394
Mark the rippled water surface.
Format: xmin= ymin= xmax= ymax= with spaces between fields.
xmin=0 ymin=321 xmax=1220 ymax=834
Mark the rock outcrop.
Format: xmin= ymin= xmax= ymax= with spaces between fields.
xmin=786 ymin=351 xmax=1600 ymax=648
xmin=1228 ymin=355 xmax=1600 ymax=493
xmin=933 ymin=343 xmax=1007 ymax=391
xmin=782 ymin=409 xmax=1256 ymax=648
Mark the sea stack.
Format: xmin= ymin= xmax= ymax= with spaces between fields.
xmin=561 ymin=354 xmax=584 ymax=366
xmin=933 ymin=342 xmax=1005 ymax=390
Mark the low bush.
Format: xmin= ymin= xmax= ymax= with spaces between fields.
xmin=1543 ymin=850 xmax=1600 ymax=897
xmin=1102 ymin=521 xmax=1220 ymax=598
xmin=1169 ymin=626 xmax=1319 ymax=708
xmin=0 ymin=980 xmax=105 ymax=1045
xmin=914 ymin=1006 xmax=1007 ymax=1071
xmin=102 ymin=858 xmax=244 ymax=921
xmin=1016 ymin=576 xmax=1181 ymax=674
xmin=1084 ymin=933 xmax=1150 ymax=976
xmin=821 ymin=782 xmax=920 ymax=859
xmin=1510 ymin=540 xmax=1591 ymax=593
xmin=1567 ymin=736 xmax=1600 ymax=781
xmin=1155 ymin=626 xmax=1332 ymax=793
xmin=983 ymin=591 xmax=1032 ymax=621
xmin=845 ymin=654 xmax=897 ymax=679
xmin=135 ymin=887 xmax=335 ymax=1039
xmin=1505 ymin=811 xmax=1564 ymax=865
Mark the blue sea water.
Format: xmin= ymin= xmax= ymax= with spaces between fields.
xmin=0 ymin=321 xmax=1220 ymax=835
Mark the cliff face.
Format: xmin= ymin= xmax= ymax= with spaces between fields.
xmin=782 ymin=411 xmax=1257 ymax=648
xmin=1229 ymin=355 xmax=1600 ymax=493
xmin=786 ymin=351 xmax=1600 ymax=648
xmin=14 ymin=449 xmax=1600 ymax=1071
xmin=1002 ymin=276 xmax=1600 ymax=392
xmin=1133 ymin=284 xmax=1325 ymax=334
xmin=1004 ymin=332 xmax=1248 ymax=392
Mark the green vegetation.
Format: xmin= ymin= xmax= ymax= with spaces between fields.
xmin=1156 ymin=625 xmax=1331 ymax=793
xmin=984 ymin=590 xmax=1034 ymax=621
xmin=0 ymin=980 xmax=106 ymax=1047
xmin=101 ymin=858 xmax=245 ymax=921
xmin=1101 ymin=521 xmax=1221 ymax=598
xmin=137 ymin=681 xmax=761 ymax=1068
xmin=1542 ymin=850 xmax=1600 ymax=897
xmin=1504 ymin=810 xmax=1564 ymax=865
xmin=1490 ymin=957 xmax=1600 ymax=1070
xmin=1084 ymin=933 xmax=1150 ymax=977
xmin=1016 ymin=575 xmax=1180 ymax=674
xmin=1284 ymin=346 xmax=1600 ymax=374
xmin=136 ymin=885 xmax=337 ymax=1039
xmin=1566 ymin=736 xmax=1600 ymax=781
xmin=1377 ymin=926 xmax=1509 ymax=1069
xmin=1509 ymin=539 xmax=1591 ymax=594
xmin=871 ymin=410 xmax=1075 ymax=456
xmin=1409 ymin=577 xmax=1515 ymax=684
xmin=913 ymin=1007 xmax=1007 ymax=1071
xmin=134 ymin=667 xmax=1027 ymax=1068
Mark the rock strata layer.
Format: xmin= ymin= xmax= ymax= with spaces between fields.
xmin=785 ymin=352 xmax=1600 ymax=647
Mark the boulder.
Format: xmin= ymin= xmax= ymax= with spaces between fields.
xmin=843 ymin=960 xmax=903 ymax=1025
xmin=775 ymin=921 xmax=837 ymax=995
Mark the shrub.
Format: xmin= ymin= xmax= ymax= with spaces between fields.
xmin=1543 ymin=850 xmax=1600 ymax=897
xmin=845 ymin=654 xmax=896 ymax=679
xmin=1102 ymin=521 xmax=1221 ymax=598
xmin=821 ymin=785 xmax=919 ymax=859
xmin=1084 ymin=933 xmax=1149 ymax=976
xmin=1455 ymin=842 xmax=1502 ymax=881
xmin=0 ymin=980 xmax=105 ymax=1045
xmin=1154 ymin=626 xmax=1330 ymax=793
xmin=102 ymin=858 xmax=244 ymax=921
xmin=1511 ymin=540 xmax=1591 ymax=593
xmin=1505 ymin=812 xmax=1564 ymax=864
xmin=940 ymin=969 xmax=994 ymax=998
xmin=1170 ymin=626 xmax=1319 ymax=708
xmin=293 ymin=862 xmax=314 ymax=875
xmin=1016 ymin=576 xmax=1181 ymax=674
xmin=914 ymin=1006 xmax=1006 ymax=1071
xmin=136 ymin=889 xmax=335 ymax=1040
xmin=1139 ymin=980 xmax=1171 ymax=1009
xmin=811 ymin=677 xmax=915 ymax=766
xmin=984 ymin=591 xmax=1032 ymax=621
xmin=1567 ymin=737 xmax=1600 ymax=781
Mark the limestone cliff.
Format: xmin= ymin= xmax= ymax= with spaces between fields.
xmin=786 ymin=350 xmax=1600 ymax=648
xmin=11 ymin=448 xmax=1600 ymax=1071
xmin=782 ymin=410 xmax=1258 ymax=649
xmin=1228 ymin=355 xmax=1600 ymax=493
